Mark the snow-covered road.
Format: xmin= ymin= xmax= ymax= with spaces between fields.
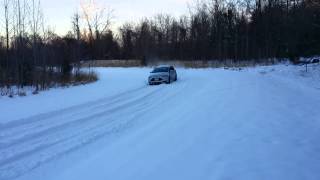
xmin=1 ymin=66 xmax=320 ymax=180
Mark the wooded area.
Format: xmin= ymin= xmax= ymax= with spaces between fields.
xmin=0 ymin=0 xmax=319 ymax=94
xmin=119 ymin=0 xmax=320 ymax=61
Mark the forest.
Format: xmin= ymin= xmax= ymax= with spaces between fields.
xmin=0 ymin=0 xmax=319 ymax=93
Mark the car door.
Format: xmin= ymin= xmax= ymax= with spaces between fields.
xmin=169 ymin=66 xmax=176 ymax=80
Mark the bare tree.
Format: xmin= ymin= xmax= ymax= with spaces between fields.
xmin=72 ymin=13 xmax=81 ymax=42
xmin=29 ymin=0 xmax=44 ymax=90
xmin=72 ymin=12 xmax=82 ymax=73
xmin=3 ymin=0 xmax=10 ymax=73
xmin=81 ymin=0 xmax=113 ymax=51
xmin=30 ymin=0 xmax=42 ymax=63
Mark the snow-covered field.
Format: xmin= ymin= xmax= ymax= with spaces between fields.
xmin=1 ymin=64 xmax=320 ymax=180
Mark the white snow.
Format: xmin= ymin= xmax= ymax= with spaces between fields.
xmin=1 ymin=64 xmax=320 ymax=180
xmin=0 ymin=68 xmax=150 ymax=123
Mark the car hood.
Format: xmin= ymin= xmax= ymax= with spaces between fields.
xmin=149 ymin=72 xmax=169 ymax=77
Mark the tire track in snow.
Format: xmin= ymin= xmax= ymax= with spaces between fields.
xmin=0 ymin=86 xmax=161 ymax=146
xmin=0 ymin=86 xmax=149 ymax=131
xmin=0 ymin=87 xmax=159 ymax=161
xmin=0 ymin=80 xmax=187 ymax=180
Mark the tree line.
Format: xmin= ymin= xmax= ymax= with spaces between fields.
xmin=0 ymin=0 xmax=319 ymax=94
xmin=0 ymin=0 xmax=100 ymax=95
xmin=119 ymin=0 xmax=320 ymax=61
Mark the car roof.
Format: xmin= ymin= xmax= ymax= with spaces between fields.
xmin=155 ymin=65 xmax=172 ymax=68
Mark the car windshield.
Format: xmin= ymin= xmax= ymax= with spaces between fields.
xmin=151 ymin=67 xmax=169 ymax=73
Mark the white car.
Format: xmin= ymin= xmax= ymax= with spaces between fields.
xmin=148 ymin=66 xmax=177 ymax=85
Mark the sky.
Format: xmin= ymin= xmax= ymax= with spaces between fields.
xmin=41 ymin=0 xmax=193 ymax=35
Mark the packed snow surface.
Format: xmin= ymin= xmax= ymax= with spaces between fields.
xmin=1 ymin=65 xmax=320 ymax=180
